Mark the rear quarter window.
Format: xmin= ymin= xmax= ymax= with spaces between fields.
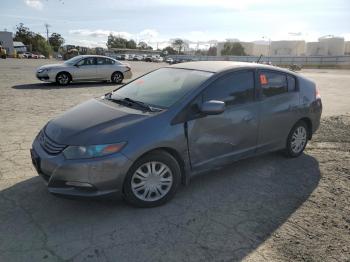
xmin=259 ymin=71 xmax=288 ymax=97
xmin=287 ymin=75 xmax=296 ymax=92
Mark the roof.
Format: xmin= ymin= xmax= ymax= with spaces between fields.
xmin=13 ymin=41 xmax=25 ymax=47
xmin=169 ymin=61 xmax=296 ymax=75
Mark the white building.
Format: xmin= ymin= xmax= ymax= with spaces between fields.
xmin=0 ymin=31 xmax=14 ymax=55
xmin=217 ymin=40 xmax=269 ymax=56
xmin=345 ymin=41 xmax=350 ymax=55
xmin=13 ymin=41 xmax=27 ymax=53
xmin=270 ymin=40 xmax=306 ymax=56
xmin=318 ymin=36 xmax=345 ymax=56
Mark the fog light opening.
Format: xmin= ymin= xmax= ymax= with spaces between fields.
xmin=65 ymin=181 xmax=94 ymax=189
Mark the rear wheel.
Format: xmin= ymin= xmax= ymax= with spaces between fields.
xmin=56 ymin=72 xmax=71 ymax=86
xmin=285 ymin=121 xmax=309 ymax=157
xmin=111 ymin=71 xmax=123 ymax=84
xmin=123 ymin=151 xmax=181 ymax=207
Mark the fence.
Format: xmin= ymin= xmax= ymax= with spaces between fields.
xmin=168 ymin=55 xmax=350 ymax=67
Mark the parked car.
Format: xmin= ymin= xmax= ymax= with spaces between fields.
xmin=133 ymin=55 xmax=143 ymax=61
xmin=39 ymin=54 xmax=46 ymax=59
xmin=165 ymin=57 xmax=174 ymax=64
xmin=153 ymin=56 xmax=164 ymax=62
xmin=120 ymin=54 xmax=129 ymax=60
xmin=144 ymin=55 xmax=153 ymax=62
xmin=57 ymin=54 xmax=62 ymax=59
xmin=31 ymin=61 xmax=322 ymax=207
xmin=35 ymin=55 xmax=132 ymax=85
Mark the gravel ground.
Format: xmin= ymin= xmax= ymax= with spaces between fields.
xmin=0 ymin=59 xmax=349 ymax=262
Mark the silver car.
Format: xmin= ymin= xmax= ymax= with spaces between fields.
xmin=36 ymin=55 xmax=132 ymax=85
xmin=31 ymin=61 xmax=322 ymax=207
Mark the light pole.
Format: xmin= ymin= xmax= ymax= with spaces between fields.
xmin=262 ymin=36 xmax=271 ymax=57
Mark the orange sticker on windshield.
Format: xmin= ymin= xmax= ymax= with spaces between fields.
xmin=260 ymin=74 xmax=268 ymax=85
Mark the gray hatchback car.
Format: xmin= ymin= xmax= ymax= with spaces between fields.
xmin=31 ymin=61 xmax=322 ymax=207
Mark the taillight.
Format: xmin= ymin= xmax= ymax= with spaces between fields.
xmin=315 ymin=86 xmax=321 ymax=99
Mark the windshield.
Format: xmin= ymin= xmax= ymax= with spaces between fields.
xmin=111 ymin=68 xmax=213 ymax=108
xmin=64 ymin=56 xmax=83 ymax=65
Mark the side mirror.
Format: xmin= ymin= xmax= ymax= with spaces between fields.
xmin=200 ymin=100 xmax=225 ymax=115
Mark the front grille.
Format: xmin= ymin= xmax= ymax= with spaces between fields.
xmin=38 ymin=131 xmax=66 ymax=155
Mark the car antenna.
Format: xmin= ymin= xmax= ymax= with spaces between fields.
xmin=256 ymin=54 xmax=263 ymax=63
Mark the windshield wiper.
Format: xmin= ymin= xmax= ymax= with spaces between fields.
xmin=123 ymin=97 xmax=160 ymax=112
xmin=104 ymin=94 xmax=161 ymax=112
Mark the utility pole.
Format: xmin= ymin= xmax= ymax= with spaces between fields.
xmin=44 ymin=23 xmax=50 ymax=43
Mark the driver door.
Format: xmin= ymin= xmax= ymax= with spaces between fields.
xmin=72 ymin=57 xmax=98 ymax=80
xmin=186 ymin=70 xmax=259 ymax=171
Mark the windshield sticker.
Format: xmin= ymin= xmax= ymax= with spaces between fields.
xmin=260 ymin=74 xmax=268 ymax=85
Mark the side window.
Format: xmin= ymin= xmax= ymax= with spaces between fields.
xmin=107 ymin=58 xmax=115 ymax=65
xmin=203 ymin=71 xmax=255 ymax=106
xmin=287 ymin=75 xmax=296 ymax=92
xmin=259 ymin=71 xmax=287 ymax=97
xmin=96 ymin=57 xmax=105 ymax=65
xmin=77 ymin=57 xmax=96 ymax=66
xmin=76 ymin=59 xmax=85 ymax=66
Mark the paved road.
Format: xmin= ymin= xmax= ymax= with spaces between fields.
xmin=0 ymin=59 xmax=349 ymax=261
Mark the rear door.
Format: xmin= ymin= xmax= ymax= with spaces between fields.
xmin=72 ymin=57 xmax=98 ymax=80
xmin=186 ymin=70 xmax=260 ymax=170
xmin=96 ymin=57 xmax=116 ymax=79
xmin=256 ymin=70 xmax=300 ymax=152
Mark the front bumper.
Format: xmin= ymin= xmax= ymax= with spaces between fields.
xmin=31 ymin=136 xmax=133 ymax=197
xmin=36 ymin=72 xmax=53 ymax=82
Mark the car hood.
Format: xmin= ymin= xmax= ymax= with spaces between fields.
xmin=45 ymin=99 xmax=151 ymax=145
xmin=38 ymin=63 xmax=66 ymax=70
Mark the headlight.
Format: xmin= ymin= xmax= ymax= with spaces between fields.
xmin=63 ymin=142 xmax=126 ymax=159
xmin=37 ymin=68 xmax=50 ymax=73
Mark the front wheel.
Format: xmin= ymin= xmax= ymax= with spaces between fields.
xmin=56 ymin=72 xmax=71 ymax=86
xmin=111 ymin=72 xmax=123 ymax=84
xmin=123 ymin=151 xmax=181 ymax=207
xmin=285 ymin=121 xmax=309 ymax=158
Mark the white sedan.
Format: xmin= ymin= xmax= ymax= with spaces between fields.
xmin=36 ymin=55 xmax=132 ymax=85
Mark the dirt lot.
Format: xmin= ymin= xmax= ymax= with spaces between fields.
xmin=0 ymin=59 xmax=349 ymax=262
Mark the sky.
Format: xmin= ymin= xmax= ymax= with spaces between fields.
xmin=1 ymin=0 xmax=350 ymax=49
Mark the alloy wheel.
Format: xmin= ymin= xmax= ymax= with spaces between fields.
xmin=291 ymin=126 xmax=307 ymax=154
xmin=57 ymin=73 xmax=69 ymax=85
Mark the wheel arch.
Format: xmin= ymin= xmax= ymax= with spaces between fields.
xmin=128 ymin=147 xmax=188 ymax=186
xmin=296 ymin=117 xmax=313 ymax=140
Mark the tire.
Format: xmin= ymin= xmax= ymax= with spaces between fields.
xmin=56 ymin=72 xmax=71 ymax=86
xmin=123 ymin=150 xmax=181 ymax=207
xmin=111 ymin=71 xmax=123 ymax=84
xmin=285 ymin=120 xmax=309 ymax=158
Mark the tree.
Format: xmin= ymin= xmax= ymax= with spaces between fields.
xmin=13 ymin=23 xmax=34 ymax=46
xmin=126 ymin=39 xmax=136 ymax=49
xmin=172 ymin=38 xmax=185 ymax=54
xmin=13 ymin=23 xmax=52 ymax=56
xmin=138 ymin=41 xmax=153 ymax=50
xmin=49 ymin=33 xmax=64 ymax=52
xmin=220 ymin=42 xmax=246 ymax=56
xmin=107 ymin=34 xmax=138 ymax=49
xmin=207 ymin=46 xmax=217 ymax=56
xmin=162 ymin=46 xmax=177 ymax=55
xmin=107 ymin=34 xmax=127 ymax=49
